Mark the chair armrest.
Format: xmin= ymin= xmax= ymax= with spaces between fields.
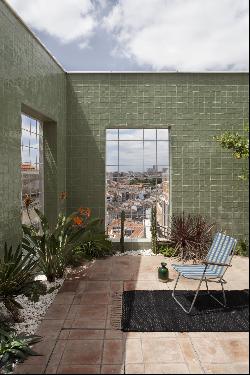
xmin=202 ymin=261 xmax=232 ymax=267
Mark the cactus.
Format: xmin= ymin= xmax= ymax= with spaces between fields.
xmin=150 ymin=205 xmax=158 ymax=254
xmin=120 ymin=210 xmax=125 ymax=253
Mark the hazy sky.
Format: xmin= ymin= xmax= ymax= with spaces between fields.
xmin=7 ymin=0 xmax=249 ymax=71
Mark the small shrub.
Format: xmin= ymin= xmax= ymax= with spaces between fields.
xmin=169 ymin=212 xmax=215 ymax=262
xmin=80 ymin=234 xmax=112 ymax=260
xmin=235 ymin=240 xmax=248 ymax=256
xmin=0 ymin=329 xmax=41 ymax=373
xmin=158 ymin=245 xmax=177 ymax=257
xmin=22 ymin=281 xmax=47 ymax=303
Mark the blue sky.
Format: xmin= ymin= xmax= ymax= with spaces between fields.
xmin=7 ymin=0 xmax=249 ymax=71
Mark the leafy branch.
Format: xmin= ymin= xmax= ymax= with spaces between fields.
xmin=214 ymin=125 xmax=249 ymax=180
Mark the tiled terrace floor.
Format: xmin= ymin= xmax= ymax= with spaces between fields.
xmin=15 ymin=255 xmax=249 ymax=374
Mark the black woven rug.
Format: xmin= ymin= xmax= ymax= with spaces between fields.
xmin=122 ymin=290 xmax=249 ymax=332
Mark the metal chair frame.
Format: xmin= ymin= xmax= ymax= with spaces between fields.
xmin=172 ymin=239 xmax=237 ymax=314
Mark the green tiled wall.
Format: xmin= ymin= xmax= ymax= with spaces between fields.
xmin=67 ymin=73 xmax=249 ymax=243
xmin=0 ymin=1 xmax=67 ymax=250
xmin=0 ymin=0 xmax=249 ymax=254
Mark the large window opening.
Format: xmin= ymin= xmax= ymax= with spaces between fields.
xmin=21 ymin=114 xmax=44 ymax=226
xmin=106 ymin=129 xmax=170 ymax=241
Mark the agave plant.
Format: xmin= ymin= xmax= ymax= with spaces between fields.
xmin=22 ymin=208 xmax=105 ymax=282
xmin=0 ymin=244 xmax=37 ymax=321
xmin=169 ymin=212 xmax=215 ymax=262
xmin=0 ymin=328 xmax=41 ymax=372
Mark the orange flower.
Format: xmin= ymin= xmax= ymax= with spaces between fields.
xmin=73 ymin=216 xmax=83 ymax=226
xmin=85 ymin=208 xmax=91 ymax=218
xmin=60 ymin=192 xmax=67 ymax=200
xmin=78 ymin=207 xmax=91 ymax=218
xmin=78 ymin=207 xmax=85 ymax=215
xmin=24 ymin=194 xmax=32 ymax=208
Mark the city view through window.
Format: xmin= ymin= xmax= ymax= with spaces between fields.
xmin=21 ymin=114 xmax=44 ymax=225
xmin=106 ymin=129 xmax=170 ymax=241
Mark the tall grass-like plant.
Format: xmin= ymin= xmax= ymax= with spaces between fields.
xmin=150 ymin=205 xmax=158 ymax=254
xmin=0 ymin=244 xmax=37 ymax=321
xmin=22 ymin=207 xmax=105 ymax=282
xmin=120 ymin=210 xmax=125 ymax=253
xmin=169 ymin=213 xmax=215 ymax=262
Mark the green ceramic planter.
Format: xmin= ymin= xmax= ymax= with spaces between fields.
xmin=158 ymin=262 xmax=169 ymax=282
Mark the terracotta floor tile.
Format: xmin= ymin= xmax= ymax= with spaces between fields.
xmin=59 ymin=281 xmax=80 ymax=293
xmin=53 ymin=293 xmax=75 ymax=305
xmin=110 ymin=281 xmax=123 ymax=293
xmin=105 ymin=330 xmax=124 ymax=340
xmin=203 ymin=363 xmax=249 ymax=374
xmin=217 ymin=338 xmax=249 ymax=362
xmin=57 ymin=365 xmax=101 ymax=374
xmin=45 ymin=364 xmax=58 ymax=374
xmin=85 ymin=281 xmax=111 ymax=293
xmin=125 ymin=339 xmax=143 ymax=364
xmin=67 ymin=304 xmax=108 ymax=320
xmin=36 ymin=320 xmax=64 ymax=339
xmin=76 ymin=281 xmax=87 ymax=292
xmin=144 ymin=363 xmax=190 ymax=374
xmin=22 ymin=339 xmax=56 ymax=366
xmin=47 ymin=340 xmax=67 ymax=365
xmin=61 ymin=340 xmax=103 ymax=365
xmin=191 ymin=337 xmax=230 ymax=363
xmin=125 ymin=364 xmax=145 ymax=374
xmin=140 ymin=332 xmax=177 ymax=338
xmin=77 ymin=292 xmax=110 ymax=305
xmin=102 ymin=340 xmax=123 ymax=364
xmin=14 ymin=365 xmax=46 ymax=374
xmin=71 ymin=318 xmax=106 ymax=329
xmin=141 ymin=338 xmax=184 ymax=363
xmin=68 ymin=329 xmax=105 ymax=340
xmin=45 ymin=304 xmax=70 ymax=320
xmin=101 ymin=364 xmax=124 ymax=374
xmin=88 ymin=272 xmax=111 ymax=280
xmin=135 ymin=272 xmax=157 ymax=281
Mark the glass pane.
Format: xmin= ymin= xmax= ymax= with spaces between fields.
xmin=21 ymin=132 xmax=30 ymax=147
xmin=157 ymin=141 xmax=169 ymax=165
xmin=21 ymin=114 xmax=43 ymax=225
xmin=119 ymin=129 xmax=143 ymax=140
xmin=21 ymin=114 xmax=30 ymax=132
xmin=144 ymin=141 xmax=156 ymax=166
xmin=106 ymin=141 xmax=118 ymax=165
xmin=106 ymin=129 xmax=118 ymax=140
xmin=157 ymin=129 xmax=169 ymax=140
xmin=21 ymin=147 xmax=30 ymax=164
xmin=30 ymin=118 xmax=38 ymax=134
xmin=119 ymin=141 xmax=143 ymax=166
xmin=144 ymin=129 xmax=156 ymax=140
xmin=118 ymin=165 xmax=144 ymax=174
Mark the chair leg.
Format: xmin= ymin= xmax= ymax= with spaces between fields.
xmin=204 ymin=279 xmax=227 ymax=307
xmin=172 ymin=273 xmax=203 ymax=314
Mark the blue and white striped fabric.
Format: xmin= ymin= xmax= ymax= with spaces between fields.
xmin=172 ymin=233 xmax=237 ymax=280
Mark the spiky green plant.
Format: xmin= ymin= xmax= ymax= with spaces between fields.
xmin=120 ymin=210 xmax=125 ymax=253
xmin=22 ymin=208 xmax=107 ymax=282
xmin=0 ymin=329 xmax=41 ymax=373
xmin=0 ymin=244 xmax=37 ymax=321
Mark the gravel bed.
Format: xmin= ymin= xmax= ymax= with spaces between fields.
xmin=0 ymin=277 xmax=64 ymax=336
xmin=114 ymin=249 xmax=161 ymax=256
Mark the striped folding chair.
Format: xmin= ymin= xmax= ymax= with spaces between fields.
xmin=172 ymin=232 xmax=237 ymax=314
